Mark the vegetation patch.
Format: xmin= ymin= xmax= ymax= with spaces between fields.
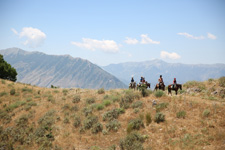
xmin=106 ymin=119 xmax=121 ymax=132
xmin=97 ymin=88 xmax=105 ymax=94
xmin=154 ymin=90 xmax=164 ymax=97
xmin=156 ymin=102 xmax=168 ymax=112
xmin=10 ymin=89 xmax=16 ymax=95
xmin=103 ymin=108 xmax=124 ymax=121
xmin=176 ymin=111 xmax=186 ymax=119
xmin=91 ymin=122 xmax=103 ymax=134
xmin=86 ymin=97 xmax=96 ymax=104
xmin=131 ymin=101 xmax=143 ymax=109
xmin=120 ymin=132 xmax=146 ymax=150
xmin=84 ymin=115 xmax=98 ymax=130
xmin=219 ymin=76 xmax=225 ymax=87
xmin=202 ymin=109 xmax=210 ymax=117
xmin=127 ymin=118 xmax=145 ymax=134
xmin=154 ymin=112 xmax=165 ymax=123
xmin=145 ymin=112 xmax=152 ymax=126
xmin=103 ymin=100 xmax=112 ymax=107
xmin=72 ymin=95 xmax=81 ymax=103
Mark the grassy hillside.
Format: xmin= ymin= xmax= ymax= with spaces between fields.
xmin=0 ymin=78 xmax=225 ymax=150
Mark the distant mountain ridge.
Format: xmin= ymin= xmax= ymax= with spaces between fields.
xmin=102 ymin=59 xmax=225 ymax=88
xmin=0 ymin=48 xmax=127 ymax=89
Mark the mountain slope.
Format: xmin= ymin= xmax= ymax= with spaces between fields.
xmin=0 ymin=48 xmax=127 ymax=89
xmin=102 ymin=59 xmax=225 ymax=87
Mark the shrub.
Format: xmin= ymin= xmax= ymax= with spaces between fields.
xmin=62 ymin=104 xmax=70 ymax=110
xmin=72 ymin=95 xmax=81 ymax=103
xmin=22 ymin=87 xmax=33 ymax=93
xmin=208 ymin=78 xmax=214 ymax=83
xmin=154 ymin=112 xmax=165 ymax=123
xmin=70 ymin=105 xmax=79 ymax=112
xmin=127 ymin=118 xmax=145 ymax=133
xmin=97 ymin=88 xmax=105 ymax=94
xmin=84 ymin=115 xmax=98 ymax=129
xmin=219 ymin=76 xmax=225 ymax=87
xmin=141 ymin=89 xmax=152 ymax=97
xmin=154 ymin=90 xmax=164 ymax=98
xmin=63 ymin=117 xmax=70 ymax=124
xmin=106 ymin=119 xmax=121 ymax=132
xmin=0 ymin=110 xmax=12 ymax=124
xmin=202 ymin=109 xmax=210 ymax=117
xmin=131 ymin=101 xmax=143 ymax=109
xmin=145 ymin=112 xmax=152 ymax=126
xmin=10 ymin=89 xmax=16 ymax=95
xmin=119 ymin=132 xmax=145 ymax=150
xmin=83 ymin=107 xmax=93 ymax=116
xmin=86 ymin=97 xmax=96 ymax=104
xmin=0 ymin=92 xmax=7 ymax=97
xmin=91 ymin=122 xmax=103 ymax=134
xmin=176 ymin=111 xmax=186 ymax=119
xmin=1 ymin=80 xmax=6 ymax=84
xmin=103 ymin=108 xmax=124 ymax=121
xmin=73 ymin=116 xmax=81 ymax=128
xmin=103 ymin=100 xmax=111 ymax=107
xmin=156 ymin=103 xmax=168 ymax=112
xmin=62 ymin=89 xmax=68 ymax=95
xmin=96 ymin=104 xmax=104 ymax=110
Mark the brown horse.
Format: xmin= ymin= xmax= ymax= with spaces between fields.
xmin=154 ymin=83 xmax=165 ymax=91
xmin=129 ymin=82 xmax=136 ymax=90
xmin=168 ymin=84 xmax=182 ymax=95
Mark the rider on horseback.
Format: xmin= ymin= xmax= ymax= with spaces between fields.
xmin=131 ymin=77 xmax=134 ymax=83
xmin=173 ymin=78 xmax=177 ymax=89
xmin=158 ymin=75 xmax=164 ymax=88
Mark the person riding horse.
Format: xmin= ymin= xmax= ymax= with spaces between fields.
xmin=131 ymin=77 xmax=134 ymax=83
xmin=158 ymin=75 xmax=164 ymax=88
xmin=173 ymin=78 xmax=177 ymax=89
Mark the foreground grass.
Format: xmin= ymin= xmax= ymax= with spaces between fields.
xmin=0 ymin=79 xmax=224 ymax=150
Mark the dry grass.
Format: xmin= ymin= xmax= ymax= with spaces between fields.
xmin=0 ymin=78 xmax=224 ymax=150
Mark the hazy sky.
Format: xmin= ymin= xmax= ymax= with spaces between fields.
xmin=0 ymin=0 xmax=225 ymax=66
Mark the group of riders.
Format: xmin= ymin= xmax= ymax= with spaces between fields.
xmin=130 ymin=75 xmax=178 ymax=90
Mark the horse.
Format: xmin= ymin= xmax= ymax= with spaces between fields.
xmin=154 ymin=83 xmax=165 ymax=91
xmin=129 ymin=82 xmax=136 ymax=90
xmin=168 ymin=84 xmax=182 ymax=95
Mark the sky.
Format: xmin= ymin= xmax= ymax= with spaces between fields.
xmin=0 ymin=0 xmax=225 ymax=66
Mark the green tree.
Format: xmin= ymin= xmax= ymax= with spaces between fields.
xmin=0 ymin=54 xmax=17 ymax=82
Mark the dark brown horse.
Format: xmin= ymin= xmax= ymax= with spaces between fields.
xmin=168 ymin=84 xmax=182 ymax=95
xmin=129 ymin=82 xmax=136 ymax=90
xmin=154 ymin=83 xmax=165 ymax=91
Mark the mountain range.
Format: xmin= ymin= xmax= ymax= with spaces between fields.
xmin=102 ymin=60 xmax=225 ymax=88
xmin=0 ymin=48 xmax=127 ymax=89
xmin=1 ymin=48 xmax=225 ymax=90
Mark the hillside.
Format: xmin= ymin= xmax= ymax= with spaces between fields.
xmin=0 ymin=48 xmax=127 ymax=89
xmin=102 ymin=59 xmax=225 ymax=87
xmin=0 ymin=78 xmax=224 ymax=150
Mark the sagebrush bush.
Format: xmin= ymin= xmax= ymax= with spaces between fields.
xmin=22 ymin=87 xmax=33 ymax=93
xmin=96 ymin=104 xmax=104 ymax=110
xmin=0 ymin=110 xmax=12 ymax=124
xmin=127 ymin=118 xmax=145 ymax=133
xmin=83 ymin=107 xmax=93 ymax=116
xmin=202 ymin=109 xmax=210 ymax=117
xmin=103 ymin=108 xmax=124 ymax=121
xmin=72 ymin=95 xmax=81 ymax=103
xmin=219 ymin=76 xmax=225 ymax=87
xmin=86 ymin=97 xmax=96 ymax=104
xmin=84 ymin=115 xmax=98 ymax=129
xmin=103 ymin=100 xmax=111 ymax=107
xmin=131 ymin=101 xmax=143 ymax=109
xmin=62 ymin=89 xmax=68 ymax=95
xmin=91 ymin=122 xmax=103 ymax=134
xmin=156 ymin=102 xmax=168 ymax=112
xmin=154 ymin=112 xmax=165 ymax=123
xmin=10 ymin=89 xmax=16 ymax=95
xmin=141 ymin=89 xmax=152 ymax=97
xmin=0 ymin=91 xmax=7 ymax=97
xmin=73 ymin=116 xmax=81 ymax=128
xmin=145 ymin=112 xmax=152 ymax=126
xmin=106 ymin=119 xmax=121 ymax=132
xmin=119 ymin=132 xmax=145 ymax=150
xmin=154 ymin=90 xmax=164 ymax=98
xmin=176 ymin=111 xmax=186 ymax=119
xmin=97 ymin=88 xmax=105 ymax=94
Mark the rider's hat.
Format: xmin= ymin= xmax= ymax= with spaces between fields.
xmin=160 ymin=75 xmax=162 ymax=77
